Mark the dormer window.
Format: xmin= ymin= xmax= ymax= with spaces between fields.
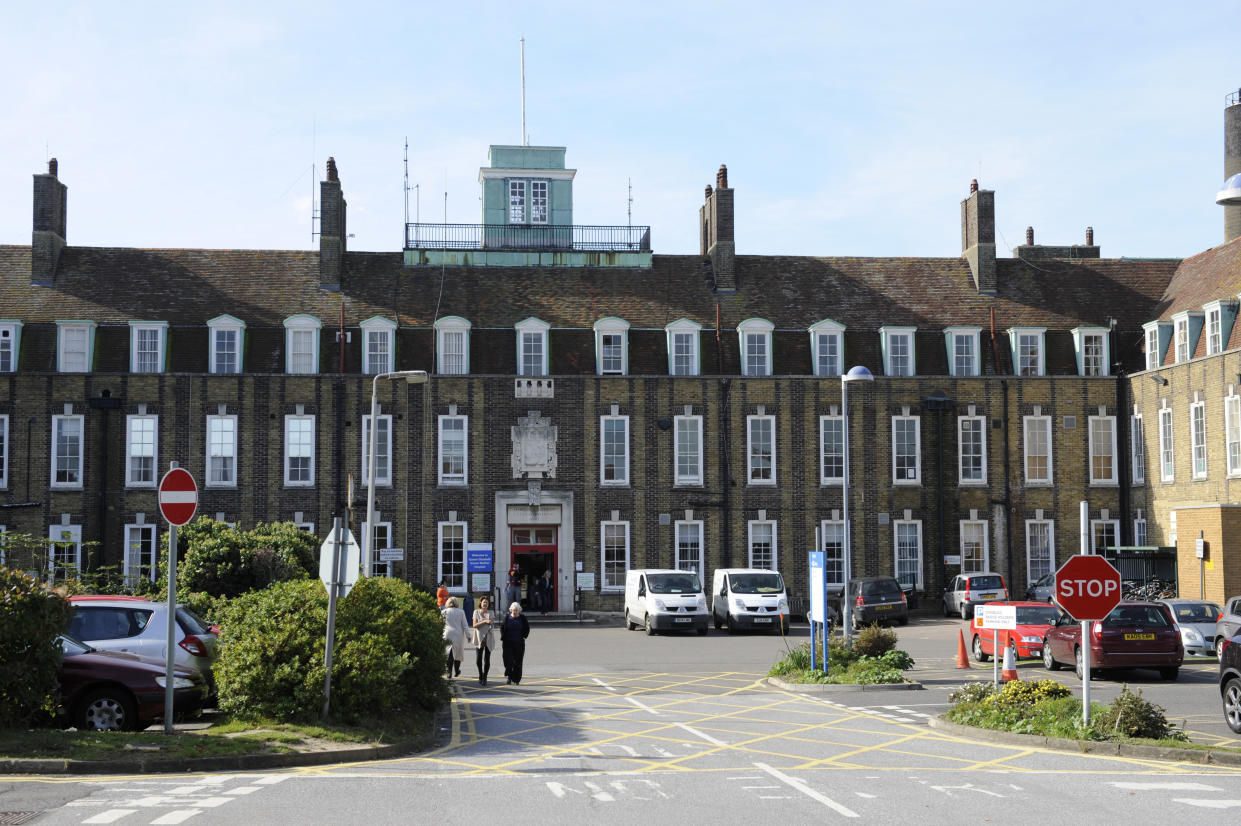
xmin=1171 ymin=311 xmax=1203 ymax=363
xmin=881 ymin=326 xmax=916 ymax=376
xmin=738 ymin=319 xmax=774 ymax=377
xmin=56 ymin=321 xmax=97 ymax=373
xmin=434 ymin=316 xmax=471 ymax=375
xmin=509 ymin=179 xmax=549 ymax=224
xmin=809 ymin=320 xmax=845 ymax=377
xmin=284 ymin=315 xmax=321 ymax=375
xmin=666 ymin=319 xmax=701 ymax=376
xmin=1072 ymin=327 xmax=1110 ymax=377
xmin=129 ymin=321 xmax=167 ymax=374
xmin=1204 ymin=300 xmax=1233 ymax=356
xmin=515 ymin=318 xmax=549 ymax=376
xmin=594 ymin=318 xmax=629 ymax=375
xmin=207 ymin=315 xmax=245 ymax=375
xmin=360 ymin=316 xmax=396 ymax=375
xmin=1142 ymin=321 xmax=1169 ymax=370
xmin=0 ymin=321 xmax=24 ymax=373
xmin=945 ymin=327 xmax=980 ymax=377
xmin=1008 ymin=327 xmax=1046 ymax=376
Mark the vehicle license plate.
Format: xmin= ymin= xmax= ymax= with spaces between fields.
xmin=674 ymin=617 xmax=691 ymax=623
xmin=1124 ymin=633 xmax=1154 ymax=640
xmin=754 ymin=617 xmax=773 ymax=624
xmin=980 ymin=593 xmax=996 ymax=600
xmin=873 ymin=604 xmax=890 ymax=611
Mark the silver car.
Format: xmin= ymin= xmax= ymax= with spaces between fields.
xmin=1025 ymin=572 xmax=1055 ymax=603
xmin=1157 ymin=598 xmax=1221 ymax=658
xmin=1217 ymin=597 xmax=1241 ymax=660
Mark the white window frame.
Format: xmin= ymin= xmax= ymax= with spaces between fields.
xmin=363 ymin=520 xmax=394 ymax=578
xmin=1009 ymin=327 xmax=1046 ymax=376
xmin=48 ymin=524 xmax=82 ymax=584
xmin=1191 ymin=401 xmax=1207 ymax=480
xmin=123 ymin=523 xmax=158 ymax=586
xmin=594 ymin=318 xmax=629 ymax=376
xmin=820 ymin=520 xmax=845 ymax=587
xmin=438 ymin=414 xmax=468 ymax=486
xmin=945 ymin=327 xmax=980 ymax=377
xmin=284 ymin=315 xmax=321 ymax=375
xmin=284 ymin=414 xmax=315 ymax=487
xmin=881 ymin=326 xmax=916 ymax=377
xmin=1091 ymin=519 xmax=1120 ymax=556
xmin=674 ymin=414 xmax=703 ymax=486
xmin=747 ymin=414 xmax=776 ymax=485
xmin=894 ymin=520 xmax=923 ymax=590
xmin=362 ymin=414 xmax=393 ymax=487
xmin=0 ymin=321 xmax=22 ymax=373
xmin=51 ymin=414 xmax=84 ymax=489
xmin=207 ymin=314 xmax=245 ymax=375
xmin=601 ymin=521 xmax=630 ymax=591
xmin=1134 ymin=517 xmax=1148 ymax=547
xmin=1173 ymin=312 xmax=1192 ymax=363
xmin=748 ymin=520 xmax=777 ymax=570
xmin=437 ymin=521 xmax=467 ymax=590
xmin=957 ymin=415 xmax=986 ymax=485
xmin=666 ymin=319 xmax=702 ymax=377
xmin=0 ymin=525 xmax=6 ymax=566
xmin=1159 ymin=406 xmax=1175 ymax=482
xmin=1025 ymin=520 xmax=1055 ymax=582
xmin=129 ymin=321 xmax=167 ymax=374
xmin=206 ymin=414 xmax=238 ymax=488
xmin=738 ymin=318 xmax=774 ymax=377
xmin=125 ymin=414 xmax=158 ymax=488
xmin=1227 ymin=393 xmax=1241 ymax=477
xmin=960 ymin=520 xmax=989 ymax=572
xmin=892 ymin=415 xmax=921 ymax=485
xmin=434 ymin=316 xmax=471 ymax=376
xmin=0 ymin=415 xmax=7 ymax=488
xmin=819 ymin=414 xmax=844 ymax=485
xmin=508 ymin=179 xmax=526 ymax=223
xmin=56 ymin=321 xmax=96 ymax=373
xmin=1088 ymin=415 xmax=1118 ymax=485
xmin=674 ymin=520 xmax=705 ymax=580
xmin=1072 ymin=327 xmax=1110 ymax=377
xmin=1205 ymin=301 xmax=1224 ymax=356
xmin=529 ymin=179 xmax=549 ymax=224
xmin=1131 ymin=413 xmax=1145 ymax=485
xmin=1023 ymin=415 xmax=1053 ymax=485
xmin=1143 ymin=322 xmax=1162 ymax=370
xmin=600 ymin=415 xmax=630 ymax=486
xmin=515 ymin=317 xmax=550 ymax=376
xmin=809 ymin=319 xmax=845 ymax=377
xmin=360 ymin=316 xmax=396 ymax=375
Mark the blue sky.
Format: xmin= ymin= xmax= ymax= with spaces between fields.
xmin=1 ymin=2 xmax=1236 ymax=259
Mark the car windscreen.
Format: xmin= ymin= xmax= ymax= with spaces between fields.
xmin=1015 ymin=606 xmax=1060 ymax=625
xmin=176 ymin=607 xmax=211 ymax=636
xmin=1169 ymin=603 xmax=1221 ymax=623
xmin=647 ymin=573 xmax=702 ymax=594
xmin=1102 ymin=605 xmax=1171 ymax=628
xmin=968 ymin=576 xmax=1004 ymax=590
xmin=860 ymin=580 xmax=901 ymax=598
xmin=730 ymin=573 xmax=784 ymax=594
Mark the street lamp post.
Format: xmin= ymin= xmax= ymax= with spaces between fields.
xmin=840 ymin=365 xmax=874 ymax=639
xmin=364 ymin=370 xmax=428 ymax=578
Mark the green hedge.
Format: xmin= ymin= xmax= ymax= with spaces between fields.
xmin=0 ymin=567 xmax=73 ymax=728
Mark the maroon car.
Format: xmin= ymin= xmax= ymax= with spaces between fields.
xmin=1041 ymin=602 xmax=1183 ymax=681
xmin=57 ymin=635 xmax=208 ymax=731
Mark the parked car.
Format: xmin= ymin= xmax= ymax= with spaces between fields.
xmin=970 ymin=601 xmax=1061 ymax=662
xmin=711 ymin=568 xmax=790 ymax=634
xmin=1216 ymin=597 xmax=1241 ymax=661
xmin=57 ymin=634 xmax=208 ymax=731
xmin=943 ymin=572 xmax=1008 ymax=619
xmin=1024 ymin=572 xmax=1055 ymax=603
xmin=1221 ymin=633 xmax=1241 ymax=734
xmin=847 ymin=576 xmax=908 ymax=628
xmin=68 ymin=596 xmax=220 ymax=697
xmin=1042 ymin=601 xmax=1183 ymax=680
xmin=1156 ymin=598 xmax=1221 ymax=658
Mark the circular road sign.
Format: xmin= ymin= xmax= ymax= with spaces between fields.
xmin=1054 ymin=554 xmax=1122 ymax=621
xmin=158 ymin=468 xmax=198 ymax=527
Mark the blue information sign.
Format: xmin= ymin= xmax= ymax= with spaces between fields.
xmin=467 ymin=542 xmax=494 ymax=573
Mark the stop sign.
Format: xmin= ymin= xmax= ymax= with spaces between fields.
xmin=1054 ymin=555 xmax=1122 ymax=621
xmin=158 ymin=468 xmax=198 ymax=526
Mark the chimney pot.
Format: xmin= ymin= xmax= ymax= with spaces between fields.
xmin=969 ymin=178 xmax=978 ymax=194
xmin=1086 ymin=226 xmax=1094 ymax=245
xmin=48 ymin=158 xmax=58 ymax=177
xmin=716 ymin=164 xmax=728 ymax=189
xmin=326 ymin=157 xmax=338 ymax=183
xmin=1026 ymin=226 xmax=1034 ymax=246
xmin=705 ymin=184 xmax=713 ymax=201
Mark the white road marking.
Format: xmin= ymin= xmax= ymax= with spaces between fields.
xmin=83 ymin=812 xmax=136 ymax=824
xmin=1110 ymin=782 xmax=1223 ymax=791
xmin=930 ymin=783 xmax=1003 ymax=798
xmin=252 ymin=775 xmax=289 ymax=785
xmin=654 ymin=747 xmax=675 ymax=757
xmin=1173 ymin=799 xmax=1241 ymax=809
xmin=168 ymin=786 xmax=204 ymax=795
xmin=754 ymin=763 xmax=858 ymax=817
xmin=626 ymin=696 xmax=661 ymax=715
xmin=583 ymin=781 xmax=614 ymax=802
xmin=151 ymin=811 xmax=202 ymax=825
xmin=675 ymin=723 xmax=728 ymax=747
xmin=225 ymin=786 xmax=261 ymax=795
xmin=855 ymin=792 xmax=877 ymax=799
xmin=592 ymin=678 xmax=616 ymax=691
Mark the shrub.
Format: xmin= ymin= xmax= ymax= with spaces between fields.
xmin=853 ymin=624 xmax=898 ymax=657
xmin=1095 ymin=685 xmax=1186 ymax=741
xmin=169 ymin=518 xmax=314 ymax=600
xmin=0 ymin=567 xmax=73 ymax=728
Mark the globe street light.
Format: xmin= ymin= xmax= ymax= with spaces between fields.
xmin=364 ymin=370 xmax=428 ymax=577
xmin=840 ymin=365 xmax=873 ymax=638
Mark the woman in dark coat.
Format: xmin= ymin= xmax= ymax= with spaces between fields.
xmin=500 ymin=601 xmax=530 ymax=685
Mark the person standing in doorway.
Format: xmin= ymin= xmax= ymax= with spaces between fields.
xmin=538 ymin=569 xmax=553 ymax=614
xmin=472 ymin=597 xmax=496 ymax=686
xmin=504 ymin=566 xmax=522 ymax=612
xmin=501 ymin=602 xmax=530 ymax=685
xmin=441 ymin=597 xmax=468 ymax=679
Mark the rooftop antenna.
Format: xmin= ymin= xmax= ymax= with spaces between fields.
xmin=627 ymin=178 xmax=633 ymax=229
xmin=404 ymin=137 xmax=409 ymax=229
xmin=310 ymin=116 xmax=318 ymax=245
xmin=521 ymin=37 xmax=528 ymax=146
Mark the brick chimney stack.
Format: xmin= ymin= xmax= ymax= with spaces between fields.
xmin=700 ymin=164 xmax=736 ymax=292
xmin=319 ymin=157 xmax=346 ymax=291
xmin=32 ymin=158 xmax=67 ymax=286
xmin=960 ymin=180 xmax=996 ymax=294
xmin=1026 ymin=226 xmax=1034 ymax=246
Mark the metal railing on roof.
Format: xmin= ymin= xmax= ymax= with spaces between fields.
xmin=404 ymin=223 xmax=651 ymax=253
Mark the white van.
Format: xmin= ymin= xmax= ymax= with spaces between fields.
xmin=711 ymin=568 xmax=790 ymax=634
xmin=624 ymin=569 xmax=708 ymax=635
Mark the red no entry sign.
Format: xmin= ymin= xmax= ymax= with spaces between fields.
xmin=158 ymin=468 xmax=198 ymax=526
xmin=1054 ymin=555 xmax=1122 ymax=621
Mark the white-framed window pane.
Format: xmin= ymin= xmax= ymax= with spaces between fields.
xmin=439 ymin=522 xmax=466 ymax=588
xmin=821 ymin=521 xmax=844 ymax=586
xmin=675 ymin=521 xmax=704 ymax=580
xmin=126 ymin=415 xmax=157 ymax=487
xmin=530 ymin=180 xmax=548 ymax=224
xmin=52 ymin=415 xmax=83 ymax=486
xmin=1083 ymin=334 xmax=1104 ymax=376
xmin=1024 ymin=417 xmax=1051 ymax=483
xmin=888 ymin=333 xmax=911 ymax=376
xmin=893 ymin=416 xmax=920 ymax=483
xmin=672 ymin=332 xmax=696 ymax=376
xmin=135 ymin=328 xmax=161 ymax=373
xmin=207 ymin=415 xmax=237 ymax=485
xmin=954 ymin=334 xmax=975 ymax=376
xmin=61 ymin=327 xmax=88 ymax=372
xmin=48 ymin=525 xmax=82 ymax=584
xmin=520 ymin=332 xmax=544 ymax=376
xmin=958 ymin=416 xmax=985 ymax=483
xmin=365 ymin=330 xmax=390 ymax=375
xmin=602 ymin=522 xmax=629 ymax=590
xmin=1227 ymin=396 xmax=1241 ymax=476
xmin=289 ymin=329 xmax=315 ymax=374
xmin=601 ymin=417 xmax=629 ymax=484
xmin=674 ymin=416 xmax=702 ymax=485
xmin=123 ymin=524 xmax=158 ymax=586
xmin=820 ymin=416 xmax=844 ymax=483
xmin=1091 ymin=520 xmax=1119 ymax=556
xmin=1134 ymin=519 xmax=1148 ymax=547
xmin=362 ymin=415 xmax=392 ymax=486
xmin=0 ymin=327 xmax=13 ymax=372
xmin=1207 ymin=309 xmax=1222 ymax=355
xmin=1159 ymin=408 xmax=1174 ymax=481
xmin=1018 ymin=334 xmax=1040 ymax=376
xmin=365 ymin=522 xmax=393 ymax=577
xmin=440 ymin=330 xmax=466 ymax=375
xmin=439 ymin=415 xmax=467 ymax=485
xmin=600 ymin=333 xmax=624 ymax=374
xmin=1190 ymin=403 xmax=1207 ymax=479
xmin=213 ymin=329 xmax=238 ymax=374
xmin=285 ymin=415 xmax=315 ymax=485
xmin=961 ymin=521 xmax=987 ymax=572
xmin=509 ymin=180 xmax=526 ymax=223
xmin=1131 ymin=415 xmax=1146 ymax=484
xmin=816 ymin=333 xmax=840 ymax=376
xmin=894 ymin=522 xmax=922 ymax=589
xmin=1146 ymin=327 xmax=1160 ymax=370
xmin=747 ymin=416 xmax=775 ymax=483
xmin=1176 ymin=319 xmax=1189 ymax=363
xmin=744 ymin=333 xmax=768 ymax=376
xmin=1089 ymin=416 xmax=1116 ymax=484
xmin=749 ymin=521 xmax=776 ymax=570
xmin=1026 ymin=521 xmax=1054 ymax=581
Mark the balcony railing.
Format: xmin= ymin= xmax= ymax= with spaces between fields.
xmin=405 ymin=223 xmax=651 ymax=252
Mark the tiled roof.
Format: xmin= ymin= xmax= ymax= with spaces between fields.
xmin=1153 ymin=234 xmax=1241 ymax=320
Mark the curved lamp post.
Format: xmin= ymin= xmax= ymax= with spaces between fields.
xmin=840 ymin=365 xmax=873 ymax=638
xmin=364 ymin=370 xmax=428 ymax=577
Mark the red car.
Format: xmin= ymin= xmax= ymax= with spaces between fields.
xmin=1041 ymin=601 xmax=1184 ymax=681
xmin=970 ymin=601 xmax=1061 ymax=661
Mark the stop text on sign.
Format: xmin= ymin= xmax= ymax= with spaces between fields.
xmin=1057 ymin=578 xmax=1119 ymax=599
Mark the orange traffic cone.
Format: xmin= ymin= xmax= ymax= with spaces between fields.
xmin=1001 ymin=641 xmax=1019 ymax=682
xmin=955 ymin=629 xmax=971 ymax=669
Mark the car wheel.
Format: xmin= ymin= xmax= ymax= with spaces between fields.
xmin=961 ymin=604 xmax=973 ymax=621
xmin=1217 ymin=637 xmax=1227 ymax=662
xmin=897 ymin=616 xmax=908 ymax=627
xmin=943 ymin=600 xmax=951 ymax=618
xmin=1223 ymin=677 xmax=1241 ymax=734
xmin=75 ymin=687 xmax=139 ymax=732
xmin=713 ymin=615 xmax=722 ymax=630
xmin=1043 ymin=639 xmax=1061 ymax=671
xmin=1159 ymin=667 xmax=1179 ymax=681
xmin=697 ymin=626 xmax=708 ymax=636
xmin=626 ymin=612 xmax=636 ymax=631
xmin=973 ymin=635 xmax=990 ymax=663
xmin=644 ymin=614 xmax=655 ymax=636
xmin=1074 ymin=646 xmax=1091 ymax=680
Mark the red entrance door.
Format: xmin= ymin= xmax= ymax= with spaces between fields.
xmin=511 ymin=527 xmax=556 ymax=613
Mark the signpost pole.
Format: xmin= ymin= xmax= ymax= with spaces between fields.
xmin=1081 ymin=501 xmax=1091 ymax=725
xmin=164 ymin=513 xmax=178 ymax=734
xmin=157 ymin=462 xmax=198 ymax=736
xmin=323 ymin=516 xmax=343 ymax=720
xmin=993 ymin=628 xmax=999 ymax=687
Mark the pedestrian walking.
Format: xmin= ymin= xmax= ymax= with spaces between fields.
xmin=435 ymin=580 xmax=450 ymax=608
xmin=501 ymin=601 xmax=530 ymax=685
xmin=441 ymin=597 xmax=468 ymax=679
xmin=472 ymin=597 xmax=496 ymax=686
xmin=503 ymin=566 xmax=522 ymax=611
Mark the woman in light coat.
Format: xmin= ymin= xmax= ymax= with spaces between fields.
xmin=472 ymin=597 xmax=496 ymax=686
xmin=441 ymin=597 xmax=469 ymax=679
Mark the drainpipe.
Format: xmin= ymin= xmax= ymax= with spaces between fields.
xmin=719 ymin=377 xmax=733 ymax=569
xmin=1001 ymin=379 xmax=1014 ymax=594
xmin=88 ymin=391 xmax=121 ymax=568
xmin=923 ymin=390 xmax=954 ymax=592
xmin=1116 ymin=366 xmax=1130 ymax=545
